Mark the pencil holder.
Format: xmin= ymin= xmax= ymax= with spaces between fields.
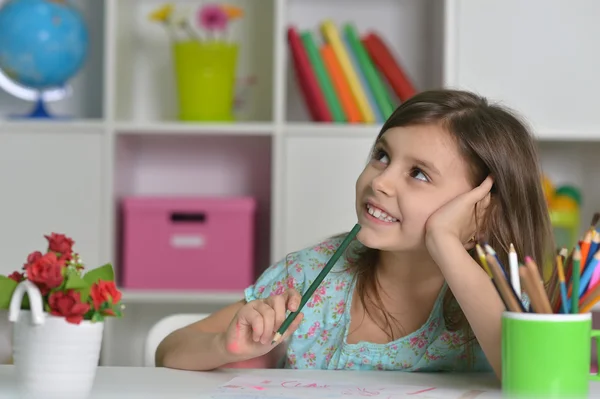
xmin=172 ymin=40 xmax=238 ymax=121
xmin=502 ymin=312 xmax=600 ymax=398
xmin=550 ymin=207 xmax=580 ymax=250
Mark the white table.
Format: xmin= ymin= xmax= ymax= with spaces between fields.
xmin=0 ymin=365 xmax=598 ymax=398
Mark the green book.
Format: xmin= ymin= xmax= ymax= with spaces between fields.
xmin=300 ymin=31 xmax=346 ymax=123
xmin=343 ymin=23 xmax=395 ymax=118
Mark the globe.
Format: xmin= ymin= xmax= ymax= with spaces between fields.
xmin=0 ymin=0 xmax=89 ymax=118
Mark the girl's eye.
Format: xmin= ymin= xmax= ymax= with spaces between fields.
xmin=372 ymin=149 xmax=389 ymax=164
xmin=409 ymin=167 xmax=429 ymax=182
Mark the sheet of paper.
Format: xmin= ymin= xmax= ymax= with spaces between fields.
xmin=208 ymin=376 xmax=491 ymax=399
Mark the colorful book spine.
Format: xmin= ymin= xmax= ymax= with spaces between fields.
xmin=320 ymin=20 xmax=375 ymax=123
xmin=300 ymin=31 xmax=346 ymax=123
xmin=320 ymin=44 xmax=362 ymax=123
xmin=342 ymin=33 xmax=382 ymax=123
xmin=287 ymin=26 xmax=331 ymax=122
xmin=343 ymin=23 xmax=395 ymax=118
xmin=362 ymin=32 xmax=416 ymax=102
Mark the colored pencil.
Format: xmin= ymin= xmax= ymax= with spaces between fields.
xmin=524 ymin=256 xmax=552 ymax=313
xmin=485 ymin=212 xmax=600 ymax=316
xmin=475 ymin=244 xmax=493 ymax=278
xmin=272 ymin=223 xmax=361 ymax=344
xmin=556 ymin=255 xmax=569 ymax=314
xmin=485 ymin=254 xmax=524 ymax=312
xmin=509 ymin=243 xmax=521 ymax=299
xmin=571 ymin=247 xmax=581 ymax=314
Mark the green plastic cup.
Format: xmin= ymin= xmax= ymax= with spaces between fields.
xmin=502 ymin=312 xmax=600 ymax=398
xmin=172 ymin=40 xmax=238 ymax=121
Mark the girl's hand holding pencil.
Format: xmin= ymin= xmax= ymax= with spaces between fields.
xmin=219 ymin=289 xmax=304 ymax=361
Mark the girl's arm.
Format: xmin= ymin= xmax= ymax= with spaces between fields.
xmin=155 ymin=300 xmax=286 ymax=370
xmin=426 ymin=233 xmax=504 ymax=379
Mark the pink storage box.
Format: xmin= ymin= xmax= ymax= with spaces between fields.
xmin=120 ymin=196 xmax=256 ymax=290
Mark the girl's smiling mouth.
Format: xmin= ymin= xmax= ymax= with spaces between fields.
xmin=365 ymin=203 xmax=399 ymax=223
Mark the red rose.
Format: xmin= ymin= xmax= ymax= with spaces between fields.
xmin=48 ymin=290 xmax=90 ymax=324
xmin=90 ymin=280 xmax=122 ymax=315
xmin=22 ymin=251 xmax=42 ymax=270
xmin=7 ymin=271 xmax=24 ymax=282
xmin=45 ymin=233 xmax=74 ymax=261
xmin=25 ymin=252 xmax=65 ymax=295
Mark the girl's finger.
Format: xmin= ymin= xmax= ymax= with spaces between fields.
xmin=470 ymin=175 xmax=494 ymax=202
xmin=255 ymin=301 xmax=276 ymax=344
xmin=266 ymin=294 xmax=287 ymax=332
xmin=246 ymin=307 xmax=264 ymax=343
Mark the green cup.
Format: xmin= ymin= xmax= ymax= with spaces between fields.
xmin=502 ymin=312 xmax=600 ymax=398
xmin=172 ymin=40 xmax=238 ymax=121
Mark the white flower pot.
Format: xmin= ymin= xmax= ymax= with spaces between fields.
xmin=9 ymin=281 xmax=104 ymax=399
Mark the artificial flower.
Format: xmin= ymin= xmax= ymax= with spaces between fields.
xmin=149 ymin=3 xmax=174 ymax=23
xmin=90 ymin=280 xmax=122 ymax=315
xmin=22 ymin=250 xmax=42 ymax=270
xmin=220 ymin=4 xmax=244 ymax=20
xmin=25 ymin=252 xmax=65 ymax=295
xmin=1 ymin=232 xmax=124 ymax=325
xmin=197 ymin=3 xmax=228 ymax=32
xmin=48 ymin=290 xmax=90 ymax=325
xmin=7 ymin=271 xmax=24 ymax=282
xmin=45 ymin=232 xmax=74 ymax=261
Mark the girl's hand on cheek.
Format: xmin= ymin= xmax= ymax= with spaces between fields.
xmin=425 ymin=175 xmax=493 ymax=250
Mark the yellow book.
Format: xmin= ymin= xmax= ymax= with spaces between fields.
xmin=320 ymin=20 xmax=374 ymax=123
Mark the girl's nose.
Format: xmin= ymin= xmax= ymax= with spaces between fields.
xmin=371 ymin=171 xmax=396 ymax=197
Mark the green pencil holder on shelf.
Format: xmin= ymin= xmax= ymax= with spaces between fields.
xmin=172 ymin=40 xmax=238 ymax=121
xmin=550 ymin=208 xmax=580 ymax=250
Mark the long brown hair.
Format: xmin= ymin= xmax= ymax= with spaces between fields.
xmin=351 ymin=89 xmax=556 ymax=356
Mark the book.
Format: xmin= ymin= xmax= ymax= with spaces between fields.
xmin=362 ymin=32 xmax=416 ymax=102
xmin=300 ymin=31 xmax=346 ymax=123
xmin=287 ymin=26 xmax=331 ymax=122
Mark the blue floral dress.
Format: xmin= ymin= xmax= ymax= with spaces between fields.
xmin=244 ymin=236 xmax=501 ymax=371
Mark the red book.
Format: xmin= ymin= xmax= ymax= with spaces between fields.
xmin=287 ymin=26 xmax=331 ymax=122
xmin=362 ymin=32 xmax=416 ymax=102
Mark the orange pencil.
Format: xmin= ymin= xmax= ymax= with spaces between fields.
xmin=579 ymin=213 xmax=600 ymax=272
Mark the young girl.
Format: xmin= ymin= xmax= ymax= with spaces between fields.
xmin=155 ymin=89 xmax=555 ymax=379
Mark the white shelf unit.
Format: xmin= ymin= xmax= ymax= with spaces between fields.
xmin=1 ymin=0 xmax=600 ymax=367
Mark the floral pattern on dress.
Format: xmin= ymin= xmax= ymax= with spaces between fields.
xmin=244 ymin=236 xmax=506 ymax=372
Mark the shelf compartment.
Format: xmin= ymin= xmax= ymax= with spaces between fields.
xmin=0 ymin=0 xmax=105 ymax=120
xmin=284 ymin=0 xmax=442 ymax=123
xmin=113 ymin=134 xmax=272 ymax=289
xmin=112 ymin=0 xmax=275 ymax=123
xmin=446 ymin=0 xmax=600 ymax=138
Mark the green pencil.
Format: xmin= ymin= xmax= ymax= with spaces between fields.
xmin=271 ymin=223 xmax=361 ymax=344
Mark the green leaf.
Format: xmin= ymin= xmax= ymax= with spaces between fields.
xmin=0 ymin=277 xmax=18 ymax=309
xmin=21 ymin=293 xmax=30 ymax=310
xmin=83 ymin=263 xmax=114 ymax=286
xmin=91 ymin=312 xmax=104 ymax=323
xmin=79 ymin=287 xmax=90 ymax=303
xmin=65 ymin=273 xmax=89 ymax=290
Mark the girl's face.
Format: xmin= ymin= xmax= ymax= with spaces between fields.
xmin=355 ymin=124 xmax=474 ymax=252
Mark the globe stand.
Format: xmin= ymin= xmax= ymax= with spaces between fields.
xmin=9 ymin=96 xmax=70 ymax=120
xmin=24 ymin=97 xmax=52 ymax=118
